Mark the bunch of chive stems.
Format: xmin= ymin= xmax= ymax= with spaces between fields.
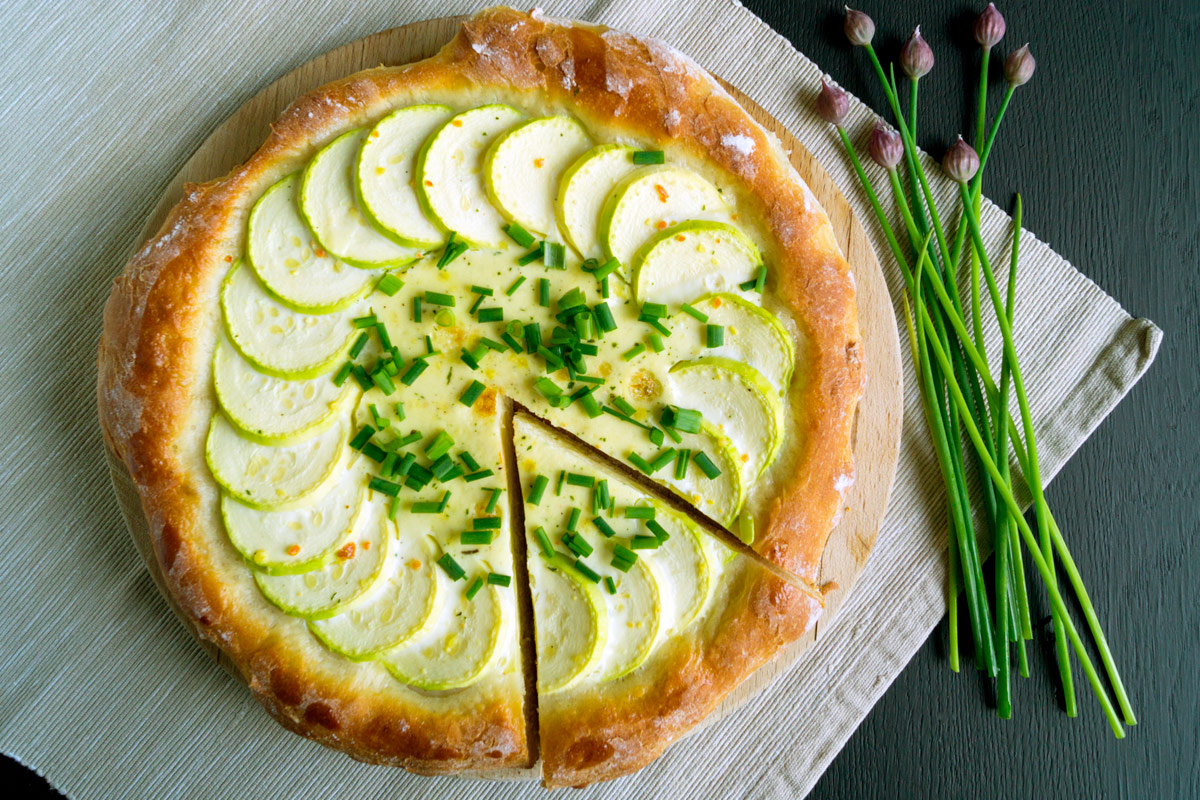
xmin=819 ymin=5 xmax=1136 ymax=735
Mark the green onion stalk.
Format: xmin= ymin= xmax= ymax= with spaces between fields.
xmin=820 ymin=5 xmax=1135 ymax=732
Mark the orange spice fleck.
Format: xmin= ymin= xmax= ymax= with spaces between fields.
xmin=534 ymin=158 xmax=545 ymax=168
xmin=335 ymin=542 xmax=356 ymax=560
xmin=731 ymin=213 xmax=739 ymax=221
xmin=741 ymin=453 xmax=750 ymax=463
xmin=452 ymin=119 xmax=464 ymax=127
xmin=360 ymin=540 xmax=370 ymax=551
xmin=286 ymin=544 xmax=300 ymax=556
xmin=408 ymin=559 xmax=422 ymax=570
xmin=370 ymin=129 xmax=380 ymax=138
xmin=711 ymin=297 xmax=723 ymax=308
xmin=314 ymin=248 xmax=326 ymax=258
xmin=424 ymin=179 xmax=433 ymax=187
xmin=715 ymin=238 xmax=722 ymax=243
xmin=654 ymin=220 xmax=668 ymax=230
xmin=223 ymin=255 xmax=233 ymax=263
xmin=675 ymin=234 xmax=686 ymax=242
xmin=654 ymin=184 xmax=669 ymax=202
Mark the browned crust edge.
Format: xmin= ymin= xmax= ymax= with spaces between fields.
xmin=96 ymin=6 xmax=863 ymax=783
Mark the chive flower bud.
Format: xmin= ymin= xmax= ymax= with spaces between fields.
xmin=868 ymin=122 xmax=904 ymax=170
xmin=900 ymin=26 xmax=935 ymax=79
xmin=942 ymin=136 xmax=980 ymax=183
xmin=816 ymin=79 xmax=850 ymax=126
xmin=974 ymin=3 xmax=1006 ymax=49
xmin=843 ymin=6 xmax=875 ymax=47
xmin=1004 ymin=44 xmax=1036 ymax=86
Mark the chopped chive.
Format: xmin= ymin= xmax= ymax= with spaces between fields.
xmin=500 ymin=331 xmax=524 ymax=352
xmin=537 ymin=277 xmax=550 ymax=307
xmin=470 ymin=285 xmax=494 ymax=297
xmin=628 ymin=453 xmax=654 ymax=474
xmin=589 ymin=304 xmax=614 ymax=335
xmin=630 ymin=535 xmax=660 ymax=550
xmin=544 ymin=241 xmax=566 ymax=269
xmin=473 ymin=516 xmax=502 ymax=530
xmin=593 ymin=516 xmax=617 ymax=538
xmin=612 ymin=396 xmax=637 ymax=417
xmin=613 ymin=544 xmax=638 ymax=563
xmin=624 ymin=506 xmax=656 ymax=520
xmin=465 ymin=575 xmax=484 ymax=599
xmin=487 ymin=572 xmax=511 ymax=587
xmin=435 ymin=308 xmax=457 ymax=327
xmin=440 ymin=464 xmax=465 ymax=482
xmin=333 ymin=361 xmax=353 ymax=386
xmin=394 ymin=452 xmax=416 ymax=477
xmin=459 ymin=451 xmax=480 ymax=472
xmin=537 ymin=346 xmax=564 ymax=371
xmin=632 ymin=149 xmax=665 ymax=164
xmin=754 ymin=265 xmax=766 ymax=292
xmin=694 ymin=451 xmax=722 ymax=479
xmin=649 ymin=427 xmax=665 ymax=446
xmin=369 ymin=403 xmax=389 ymax=429
xmin=412 ymin=296 xmax=423 ymax=322
xmin=400 ymin=359 xmax=428 ymax=385
xmin=424 ymin=336 xmax=437 ymax=355
xmin=674 ymin=448 xmax=691 ymax=480
xmin=577 ymin=390 xmax=602 ymax=419
xmin=647 ymin=332 xmax=665 ymax=353
xmin=485 ymin=488 xmax=502 ymax=514
xmin=368 ymin=476 xmax=402 ymax=497
xmin=524 ymin=321 xmax=542 ymax=353
xmin=598 ymin=480 xmax=610 ymax=509
xmin=424 ymin=291 xmax=455 ymax=307
xmin=462 ymin=530 xmax=493 ymax=546
xmin=555 ymin=470 xmax=566 ymax=496
xmin=646 ymin=519 xmax=670 ymax=542
xmin=405 ymin=463 xmax=434 ymax=490
xmin=661 ymin=405 xmax=703 ymax=433
xmin=380 ymin=451 xmax=398 ymax=478
xmin=611 ymin=556 xmax=634 ymax=573
xmin=662 ymin=424 xmax=681 ymax=443
xmin=437 ymin=239 xmax=467 ymax=269
xmin=391 ymin=402 xmax=405 ymax=423
xmin=460 ymin=348 xmax=480 ymax=370
xmin=504 ymin=222 xmax=535 ymax=248
xmin=566 ymin=507 xmax=582 ymax=531
xmin=534 ymin=376 xmax=563 ymax=400
xmin=604 ymin=576 xmax=617 ymax=594
xmin=382 ymin=357 xmax=400 ymax=376
xmin=411 ymin=499 xmax=443 ymax=514
xmin=460 ymin=380 xmax=486 ymax=406
xmin=640 ymin=315 xmax=672 ymax=336
xmin=430 ymin=454 xmax=456 ymax=480
xmin=371 ymin=368 xmax=395 ymax=395
xmin=558 ymin=286 xmax=586 ymax=311
xmin=706 ymin=324 xmax=725 ymax=347
xmin=593 ymin=257 xmax=621 ymax=281
xmin=528 ymin=474 xmax=549 ymax=505
xmin=362 ymin=442 xmax=386 ymax=462
xmin=575 ymin=373 xmax=604 ymax=385
xmin=622 ymin=343 xmax=646 ymax=361
xmin=377 ymin=273 xmax=404 ymax=296
xmin=437 ymin=490 xmax=452 ymax=512
xmin=566 ymin=473 xmax=595 ymax=488
xmin=641 ymin=302 xmax=668 ymax=319
xmin=647 ymin=449 xmax=675 ymax=474
xmin=468 ymin=294 xmax=485 ymax=314
xmin=353 ymin=313 xmax=377 ymax=329
xmin=349 ymin=426 xmax=375 ymax=451
xmin=506 ymin=275 xmax=527 ymax=296
xmin=394 ymin=430 xmax=421 ymax=448
xmin=351 ymin=364 xmax=373 ymax=391
xmin=575 ymin=312 xmax=596 ymax=340
xmin=349 ymin=332 xmax=369 ymax=359
xmin=464 ymin=469 xmax=494 ymax=482
xmin=680 ymin=302 xmax=708 ymax=322
xmin=600 ymin=275 xmax=610 ymax=298
xmin=389 ymin=497 xmax=402 ymax=520
xmin=477 ymin=307 xmax=504 ymax=323
xmin=518 ymin=243 xmax=545 ymax=266
xmin=573 ymin=559 xmax=601 ymax=583
xmin=375 ymin=322 xmax=392 ymax=351
xmin=534 ymin=526 xmax=554 ymax=558
xmin=425 ymin=431 xmax=455 ymax=459
xmin=436 ymin=552 xmax=466 ymax=580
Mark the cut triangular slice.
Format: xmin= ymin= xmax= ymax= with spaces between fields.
xmin=512 ymin=412 xmax=819 ymax=788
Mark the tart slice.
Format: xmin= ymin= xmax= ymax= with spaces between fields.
xmin=513 ymin=413 xmax=819 ymax=788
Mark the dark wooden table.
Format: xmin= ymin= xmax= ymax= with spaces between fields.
xmin=7 ymin=1 xmax=1195 ymax=796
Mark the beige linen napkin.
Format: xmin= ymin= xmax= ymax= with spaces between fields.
xmin=0 ymin=0 xmax=1159 ymax=797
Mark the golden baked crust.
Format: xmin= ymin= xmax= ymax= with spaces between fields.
xmin=97 ymin=6 xmax=862 ymax=783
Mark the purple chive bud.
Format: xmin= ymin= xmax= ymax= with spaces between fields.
xmin=942 ymin=136 xmax=980 ymax=182
xmin=816 ymin=79 xmax=851 ymax=126
xmin=843 ymin=6 xmax=875 ymax=47
xmin=1004 ymin=44 xmax=1036 ymax=86
xmin=900 ymin=26 xmax=935 ymax=79
xmin=974 ymin=3 xmax=1006 ymax=49
xmin=868 ymin=123 xmax=904 ymax=170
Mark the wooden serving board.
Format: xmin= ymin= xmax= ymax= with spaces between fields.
xmin=119 ymin=13 xmax=902 ymax=773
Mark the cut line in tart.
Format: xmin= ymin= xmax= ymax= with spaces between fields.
xmin=97 ymin=7 xmax=864 ymax=789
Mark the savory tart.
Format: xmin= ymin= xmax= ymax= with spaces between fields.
xmin=97 ymin=6 xmax=862 ymax=788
